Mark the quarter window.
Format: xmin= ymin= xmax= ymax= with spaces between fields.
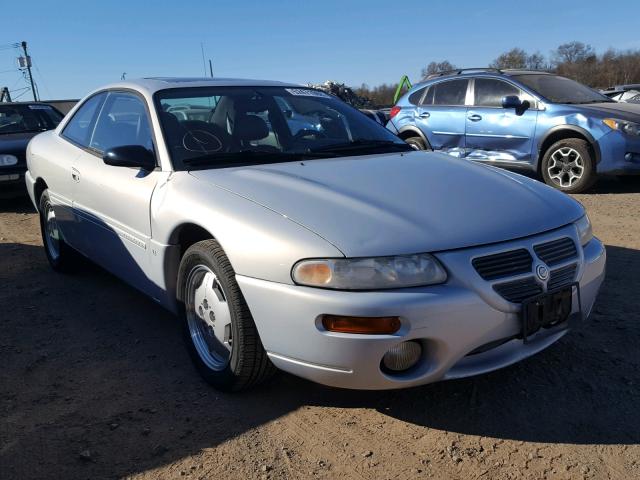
xmin=62 ymin=93 xmax=107 ymax=147
xmin=474 ymin=79 xmax=521 ymax=107
xmin=408 ymin=87 xmax=427 ymax=105
xmin=89 ymin=92 xmax=153 ymax=153
xmin=428 ymin=80 xmax=469 ymax=106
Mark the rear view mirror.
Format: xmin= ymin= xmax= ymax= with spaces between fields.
xmin=502 ymin=95 xmax=522 ymax=109
xmin=103 ymin=145 xmax=156 ymax=171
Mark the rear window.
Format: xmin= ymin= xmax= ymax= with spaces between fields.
xmin=424 ymin=80 xmax=468 ymax=106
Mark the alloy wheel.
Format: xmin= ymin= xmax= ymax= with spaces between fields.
xmin=547 ymin=147 xmax=584 ymax=188
xmin=185 ymin=265 xmax=233 ymax=371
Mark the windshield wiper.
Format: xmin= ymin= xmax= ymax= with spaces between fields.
xmin=182 ymin=150 xmax=336 ymax=168
xmin=310 ymin=140 xmax=413 ymax=154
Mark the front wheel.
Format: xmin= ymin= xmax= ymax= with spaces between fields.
xmin=177 ymin=239 xmax=275 ymax=391
xmin=540 ymin=139 xmax=596 ymax=193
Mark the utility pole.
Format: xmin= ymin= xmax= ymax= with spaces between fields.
xmin=20 ymin=41 xmax=38 ymax=101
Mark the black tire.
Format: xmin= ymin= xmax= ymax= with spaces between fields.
xmin=38 ymin=189 xmax=80 ymax=272
xmin=405 ymin=136 xmax=428 ymax=151
xmin=540 ymin=138 xmax=597 ymax=194
xmin=177 ymin=239 xmax=275 ymax=391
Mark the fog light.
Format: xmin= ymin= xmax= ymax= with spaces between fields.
xmin=382 ymin=341 xmax=422 ymax=372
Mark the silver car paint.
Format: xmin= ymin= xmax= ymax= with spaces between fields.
xmin=25 ymin=78 xmax=606 ymax=389
xmin=189 ymin=152 xmax=585 ymax=256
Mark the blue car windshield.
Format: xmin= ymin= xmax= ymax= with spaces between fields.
xmin=512 ymin=74 xmax=613 ymax=104
xmin=155 ymin=86 xmax=410 ymax=169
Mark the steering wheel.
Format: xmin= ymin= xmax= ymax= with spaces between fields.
xmin=293 ymin=129 xmax=327 ymax=141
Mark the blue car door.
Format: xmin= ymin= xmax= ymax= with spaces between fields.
xmin=465 ymin=77 xmax=539 ymax=166
xmin=414 ymin=79 xmax=469 ymax=156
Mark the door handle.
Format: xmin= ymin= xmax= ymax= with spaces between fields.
xmin=71 ymin=168 xmax=80 ymax=182
xmin=417 ymin=112 xmax=430 ymax=119
xmin=468 ymin=114 xmax=482 ymax=122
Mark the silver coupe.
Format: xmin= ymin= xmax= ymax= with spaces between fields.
xmin=25 ymin=78 xmax=606 ymax=391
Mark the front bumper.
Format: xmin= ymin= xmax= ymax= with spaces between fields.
xmin=237 ymin=227 xmax=606 ymax=390
xmin=597 ymin=130 xmax=640 ymax=175
xmin=0 ymin=168 xmax=27 ymax=198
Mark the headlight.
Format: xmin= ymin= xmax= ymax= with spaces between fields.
xmin=292 ymin=254 xmax=447 ymax=290
xmin=0 ymin=154 xmax=18 ymax=167
xmin=603 ymin=118 xmax=640 ymax=137
xmin=574 ymin=214 xmax=593 ymax=246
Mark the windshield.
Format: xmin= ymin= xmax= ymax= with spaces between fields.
xmin=0 ymin=104 xmax=63 ymax=134
xmin=512 ymin=74 xmax=613 ymax=104
xmin=155 ymin=86 xmax=410 ymax=169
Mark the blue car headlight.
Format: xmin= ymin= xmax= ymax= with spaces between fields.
xmin=292 ymin=254 xmax=447 ymax=290
xmin=603 ymin=118 xmax=640 ymax=137
xmin=575 ymin=214 xmax=593 ymax=246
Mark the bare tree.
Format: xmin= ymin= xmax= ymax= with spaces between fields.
xmin=553 ymin=41 xmax=596 ymax=64
xmin=421 ymin=61 xmax=456 ymax=79
xmin=490 ymin=48 xmax=528 ymax=69
xmin=526 ymin=52 xmax=547 ymax=70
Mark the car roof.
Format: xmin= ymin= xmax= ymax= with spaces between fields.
xmin=96 ymin=77 xmax=302 ymax=96
xmin=411 ymin=68 xmax=552 ymax=90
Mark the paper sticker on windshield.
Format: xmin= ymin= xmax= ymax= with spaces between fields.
xmin=285 ymin=88 xmax=331 ymax=98
xmin=28 ymin=104 xmax=53 ymax=110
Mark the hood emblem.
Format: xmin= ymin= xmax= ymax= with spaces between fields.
xmin=535 ymin=264 xmax=550 ymax=282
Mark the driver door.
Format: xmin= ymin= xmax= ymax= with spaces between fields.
xmin=72 ymin=91 xmax=166 ymax=295
xmin=465 ymin=78 xmax=539 ymax=164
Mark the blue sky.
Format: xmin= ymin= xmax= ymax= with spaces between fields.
xmin=1 ymin=0 xmax=638 ymax=99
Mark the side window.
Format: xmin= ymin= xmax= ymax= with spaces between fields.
xmin=89 ymin=92 xmax=153 ymax=153
xmin=408 ymin=87 xmax=427 ymax=105
xmin=431 ymin=80 xmax=469 ymax=106
xmin=62 ymin=93 xmax=107 ymax=147
xmin=474 ymin=79 xmax=521 ymax=107
xmin=422 ymin=86 xmax=435 ymax=105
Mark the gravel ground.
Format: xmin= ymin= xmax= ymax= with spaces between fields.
xmin=1 ymin=178 xmax=639 ymax=480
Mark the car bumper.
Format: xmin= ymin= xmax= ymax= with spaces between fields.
xmin=0 ymin=169 xmax=26 ymax=198
xmin=597 ymin=130 xmax=640 ymax=175
xmin=236 ymin=227 xmax=606 ymax=390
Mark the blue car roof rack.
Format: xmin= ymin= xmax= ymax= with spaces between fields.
xmin=425 ymin=68 xmax=503 ymax=79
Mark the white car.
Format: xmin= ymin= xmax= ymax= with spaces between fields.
xmin=26 ymin=78 xmax=606 ymax=391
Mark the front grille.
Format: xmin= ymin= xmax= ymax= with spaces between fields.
xmin=472 ymin=249 xmax=533 ymax=280
xmin=493 ymin=277 xmax=543 ymax=303
xmin=548 ymin=264 xmax=577 ymax=290
xmin=534 ymin=237 xmax=577 ymax=266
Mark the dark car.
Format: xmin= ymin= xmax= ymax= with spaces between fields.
xmin=0 ymin=102 xmax=64 ymax=197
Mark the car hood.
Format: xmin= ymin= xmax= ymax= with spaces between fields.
xmin=190 ymin=152 xmax=584 ymax=257
xmin=579 ymin=102 xmax=640 ymax=121
xmin=0 ymin=132 xmax=38 ymax=156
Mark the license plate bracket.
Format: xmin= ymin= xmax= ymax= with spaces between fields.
xmin=521 ymin=282 xmax=581 ymax=343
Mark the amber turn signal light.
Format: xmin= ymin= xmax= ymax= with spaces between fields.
xmin=321 ymin=315 xmax=401 ymax=335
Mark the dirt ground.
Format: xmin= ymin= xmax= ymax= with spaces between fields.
xmin=1 ymin=178 xmax=639 ymax=480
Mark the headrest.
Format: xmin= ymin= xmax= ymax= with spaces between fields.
xmin=234 ymin=114 xmax=269 ymax=142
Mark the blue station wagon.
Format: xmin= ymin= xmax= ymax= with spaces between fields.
xmin=387 ymin=69 xmax=640 ymax=193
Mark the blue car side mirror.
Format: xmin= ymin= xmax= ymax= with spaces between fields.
xmin=502 ymin=95 xmax=522 ymax=109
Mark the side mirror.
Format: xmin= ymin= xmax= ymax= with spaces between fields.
xmin=284 ymin=109 xmax=293 ymax=119
xmin=103 ymin=145 xmax=156 ymax=171
xmin=502 ymin=95 xmax=522 ymax=109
